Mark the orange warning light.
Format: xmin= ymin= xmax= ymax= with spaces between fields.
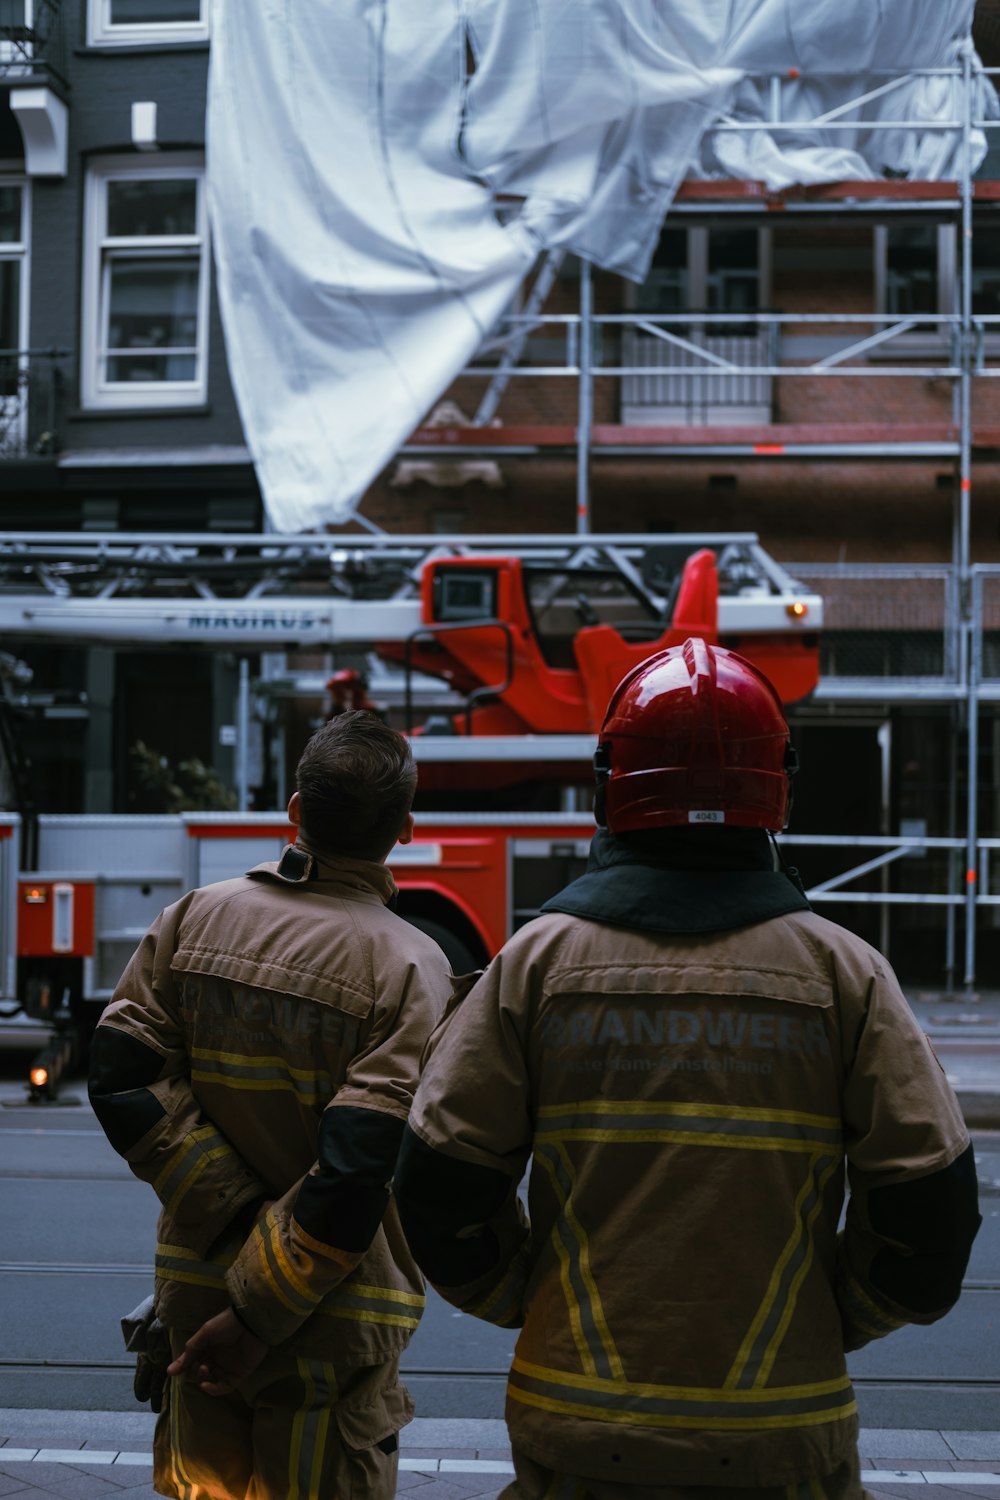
xmin=786 ymin=601 xmax=809 ymax=620
xmin=30 ymin=1067 xmax=49 ymax=1089
xmin=24 ymin=887 xmax=47 ymax=904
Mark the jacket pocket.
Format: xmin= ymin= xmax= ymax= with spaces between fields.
xmin=334 ymin=1365 xmax=414 ymax=1452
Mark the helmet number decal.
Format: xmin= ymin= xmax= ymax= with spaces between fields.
xmin=689 ymin=811 xmax=725 ymax=823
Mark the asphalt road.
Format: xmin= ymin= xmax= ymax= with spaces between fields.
xmin=1 ymin=1054 xmax=998 ymax=1427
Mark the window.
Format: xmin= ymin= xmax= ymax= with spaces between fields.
xmin=87 ymin=0 xmax=209 ymax=47
xmin=0 ymin=179 xmax=29 ymax=452
xmin=81 ymin=156 xmax=209 ymax=410
xmin=624 ymin=227 xmax=772 ymax=425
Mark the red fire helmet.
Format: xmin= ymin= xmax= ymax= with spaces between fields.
xmin=595 ymin=638 xmax=795 ymax=833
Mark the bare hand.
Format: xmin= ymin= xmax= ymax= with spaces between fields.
xmin=166 ymin=1307 xmax=267 ymax=1396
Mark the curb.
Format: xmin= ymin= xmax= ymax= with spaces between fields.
xmin=956 ymin=1090 xmax=1000 ymax=1130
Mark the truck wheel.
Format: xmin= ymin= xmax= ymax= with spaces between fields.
xmin=401 ymin=914 xmax=482 ymax=975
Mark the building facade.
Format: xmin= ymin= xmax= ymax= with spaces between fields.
xmin=3 ymin=1 xmax=1000 ymax=983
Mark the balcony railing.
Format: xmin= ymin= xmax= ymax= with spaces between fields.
xmin=0 ymin=349 xmax=67 ymax=459
xmin=0 ymin=0 xmax=65 ymax=85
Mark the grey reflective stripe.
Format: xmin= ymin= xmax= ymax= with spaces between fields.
xmin=730 ymin=1154 xmax=841 ymax=1389
xmin=838 ymin=1268 xmax=907 ymax=1339
xmin=191 ymin=1052 xmax=331 ymax=1102
xmin=154 ymin=1245 xmax=228 ymax=1287
xmin=536 ymin=1144 xmax=622 ymax=1381
xmin=321 ymin=1286 xmax=423 ymax=1328
xmin=535 ymin=1106 xmax=842 ymax=1152
xmin=290 ymin=1358 xmax=339 ymax=1500
xmin=508 ymin=1360 xmax=857 ymax=1429
xmin=259 ymin=1224 xmax=320 ymax=1316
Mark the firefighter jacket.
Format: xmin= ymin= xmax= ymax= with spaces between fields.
xmin=396 ymin=831 xmax=980 ymax=1489
xmin=89 ymin=840 xmax=455 ymax=1367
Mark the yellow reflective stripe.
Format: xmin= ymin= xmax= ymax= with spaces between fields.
xmin=508 ymin=1356 xmax=857 ymax=1429
xmin=169 ymin=1372 xmax=197 ymax=1499
xmin=288 ymin=1358 xmax=338 ymax=1500
xmin=319 ymin=1304 xmax=421 ymax=1330
xmin=810 ymin=1477 xmax=828 ymax=1500
xmin=345 ymin=1282 xmax=425 ymax=1307
xmin=291 ymin=1219 xmax=360 ymax=1270
xmin=468 ymin=1244 xmax=529 ymax=1324
xmin=152 ymin=1125 xmax=220 ymax=1196
xmin=534 ymin=1149 xmax=600 ymax=1376
xmin=507 ymin=1383 xmax=857 ymax=1432
xmin=839 ymin=1266 xmax=908 ymax=1338
xmin=253 ymin=1219 xmax=321 ymax=1317
xmin=535 ymin=1128 xmax=832 ymax=1152
xmin=538 ymin=1100 xmax=839 ymax=1129
xmin=289 ymin=1357 xmax=314 ymax=1500
xmin=191 ymin=1047 xmax=327 ymax=1080
xmin=551 ymin=1142 xmax=623 ymax=1379
xmin=754 ymin=1156 xmax=841 ymax=1388
xmin=164 ymin=1145 xmax=232 ymax=1217
xmin=726 ymin=1153 xmax=838 ymax=1390
xmin=512 ymin=1356 xmax=852 ymax=1404
xmin=536 ymin=1099 xmax=841 ymax=1153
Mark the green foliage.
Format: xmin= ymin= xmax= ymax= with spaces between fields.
xmin=129 ymin=741 xmax=238 ymax=813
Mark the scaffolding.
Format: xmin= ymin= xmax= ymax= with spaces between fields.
xmin=378 ymin=56 xmax=1000 ymax=984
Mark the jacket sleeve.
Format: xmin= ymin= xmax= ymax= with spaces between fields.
xmin=88 ymin=912 xmax=270 ymax=1257
xmin=394 ymin=950 xmax=534 ymax=1326
xmin=836 ymin=963 xmax=981 ymax=1351
xmin=224 ymin=942 xmax=457 ymax=1345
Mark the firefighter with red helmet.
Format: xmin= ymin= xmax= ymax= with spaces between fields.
xmin=395 ymin=639 xmax=980 ymax=1500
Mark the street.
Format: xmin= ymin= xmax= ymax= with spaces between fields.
xmin=1 ymin=1051 xmax=998 ymax=1429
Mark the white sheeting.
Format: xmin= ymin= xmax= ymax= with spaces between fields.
xmin=207 ymin=0 xmax=994 ymax=532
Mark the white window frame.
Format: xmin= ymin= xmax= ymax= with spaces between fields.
xmin=873 ymin=223 xmax=955 ymax=357
xmin=0 ymin=174 xmax=31 ymax=455
xmin=87 ymin=0 xmax=209 ymax=48
xmin=81 ymin=153 xmax=209 ymax=412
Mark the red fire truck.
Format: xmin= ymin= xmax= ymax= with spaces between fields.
xmin=0 ymin=530 xmax=821 ymax=1090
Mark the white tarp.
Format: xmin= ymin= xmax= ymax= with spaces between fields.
xmin=207 ymin=0 xmax=994 ymax=533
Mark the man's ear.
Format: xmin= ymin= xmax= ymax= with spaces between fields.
xmin=287 ymin=791 xmax=301 ymax=831
xmin=397 ymin=811 xmax=414 ymax=846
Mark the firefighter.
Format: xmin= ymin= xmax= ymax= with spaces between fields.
xmin=394 ymin=638 xmax=981 ymax=1500
xmin=88 ymin=710 xmax=456 ymax=1500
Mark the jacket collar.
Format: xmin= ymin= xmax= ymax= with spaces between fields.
xmin=248 ymin=834 xmax=398 ymax=906
xmin=540 ymin=829 xmax=810 ymax=936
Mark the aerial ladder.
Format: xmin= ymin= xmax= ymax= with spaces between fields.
xmin=0 ymin=529 xmax=822 ymax=737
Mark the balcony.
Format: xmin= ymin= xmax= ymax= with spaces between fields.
xmin=0 ymin=0 xmax=67 ymax=176
xmin=0 ymin=349 xmax=66 ymax=460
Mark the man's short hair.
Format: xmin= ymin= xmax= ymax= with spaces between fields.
xmin=295 ymin=710 xmax=417 ymax=859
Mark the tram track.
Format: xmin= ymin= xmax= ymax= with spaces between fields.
xmin=0 ymin=1356 xmax=998 ymax=1393
xmin=5 ymin=1261 xmax=1000 ymax=1302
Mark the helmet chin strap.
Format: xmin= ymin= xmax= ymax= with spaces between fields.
xmin=768 ymin=830 xmax=807 ymax=898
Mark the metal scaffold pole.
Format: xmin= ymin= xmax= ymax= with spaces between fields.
xmin=961 ymin=38 xmax=978 ymax=986
xmin=577 ymin=259 xmax=593 ymax=534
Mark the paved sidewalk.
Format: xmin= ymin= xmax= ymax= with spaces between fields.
xmin=3 ymin=1417 xmax=1000 ymax=1499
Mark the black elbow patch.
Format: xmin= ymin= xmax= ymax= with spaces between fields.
xmin=294 ymin=1174 xmax=390 ymax=1253
xmin=90 ymin=1089 xmax=167 ymax=1157
xmin=394 ymin=1126 xmax=511 ymax=1285
xmin=316 ymin=1106 xmax=405 ymax=1180
xmin=89 ymin=1026 xmax=166 ymax=1093
xmin=292 ymin=1107 xmax=407 ymax=1254
xmin=88 ymin=1027 xmax=167 ymax=1156
xmin=869 ymin=1144 xmax=982 ymax=1313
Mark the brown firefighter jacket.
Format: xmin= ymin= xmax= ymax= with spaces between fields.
xmin=89 ymin=842 xmax=454 ymax=1370
xmin=395 ymin=838 xmax=979 ymax=1489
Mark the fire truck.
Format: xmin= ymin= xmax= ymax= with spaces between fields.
xmin=0 ymin=529 xmax=821 ymax=1091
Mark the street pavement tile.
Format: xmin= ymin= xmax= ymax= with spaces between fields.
xmin=396 ymin=1475 xmax=439 ymax=1491
xmin=0 ymin=1469 xmax=122 ymax=1500
xmin=946 ymin=1439 xmax=1000 ymax=1461
xmin=862 ymin=1434 xmax=959 ymax=1460
xmin=0 ymin=1476 xmax=35 ymax=1497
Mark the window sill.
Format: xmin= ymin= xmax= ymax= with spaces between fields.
xmin=70 ymin=403 xmax=212 ymax=420
xmin=76 ymin=41 xmax=210 ymax=56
